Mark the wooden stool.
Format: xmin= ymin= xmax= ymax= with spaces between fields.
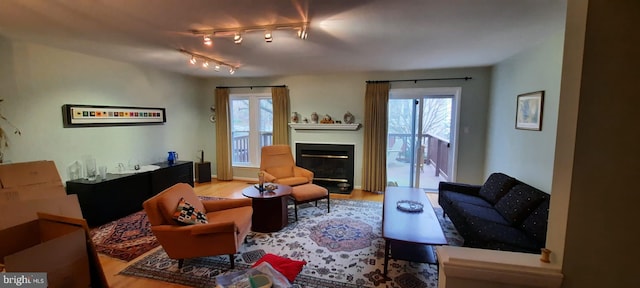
xmin=290 ymin=184 xmax=330 ymax=221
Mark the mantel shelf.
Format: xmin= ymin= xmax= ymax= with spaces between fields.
xmin=289 ymin=123 xmax=361 ymax=131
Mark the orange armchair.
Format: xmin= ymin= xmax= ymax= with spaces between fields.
xmin=260 ymin=145 xmax=314 ymax=186
xmin=142 ymin=183 xmax=252 ymax=269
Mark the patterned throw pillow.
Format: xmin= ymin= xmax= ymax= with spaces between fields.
xmin=173 ymin=198 xmax=208 ymax=225
xmin=494 ymin=184 xmax=547 ymax=225
xmin=478 ymin=173 xmax=518 ymax=204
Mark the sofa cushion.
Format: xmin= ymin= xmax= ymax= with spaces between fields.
xmin=440 ymin=190 xmax=494 ymax=208
xmin=520 ymin=198 xmax=550 ymax=246
xmin=494 ymin=183 xmax=548 ymax=225
xmin=455 ymin=202 xmax=510 ymax=225
xmin=276 ymin=176 xmax=311 ymax=187
xmin=173 ymin=198 xmax=208 ymax=225
xmin=465 ymin=217 xmax=540 ymax=252
xmin=478 ymin=173 xmax=518 ymax=204
xmin=206 ymin=206 xmax=253 ymax=235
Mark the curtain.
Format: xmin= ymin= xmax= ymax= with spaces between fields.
xmin=215 ymin=88 xmax=233 ymax=180
xmin=362 ymin=82 xmax=390 ymax=192
xmin=271 ymin=87 xmax=290 ymax=145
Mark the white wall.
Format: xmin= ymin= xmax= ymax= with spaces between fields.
xmin=485 ymin=31 xmax=565 ymax=192
xmin=0 ymin=36 xmax=493 ymax=189
xmin=203 ymin=67 xmax=492 ymax=187
xmin=0 ymin=37 xmax=209 ymax=181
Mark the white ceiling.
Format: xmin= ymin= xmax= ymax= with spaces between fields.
xmin=0 ymin=0 xmax=566 ymax=78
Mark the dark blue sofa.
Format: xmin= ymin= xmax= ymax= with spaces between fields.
xmin=438 ymin=173 xmax=550 ymax=253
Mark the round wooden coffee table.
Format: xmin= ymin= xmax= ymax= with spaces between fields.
xmin=242 ymin=184 xmax=292 ymax=233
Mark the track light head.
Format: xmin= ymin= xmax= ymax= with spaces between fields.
xmin=233 ymin=32 xmax=243 ymax=44
xmin=214 ymin=64 xmax=221 ymax=72
xmin=298 ymin=25 xmax=308 ymax=39
xmin=264 ymin=30 xmax=273 ymax=43
xmin=189 ymin=56 xmax=197 ymax=65
xmin=203 ymin=35 xmax=213 ymax=46
xmin=202 ymin=61 xmax=209 ymax=68
xmin=229 ymin=68 xmax=235 ymax=75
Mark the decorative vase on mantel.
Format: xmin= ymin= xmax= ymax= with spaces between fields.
xmin=291 ymin=112 xmax=299 ymax=123
xmin=311 ymin=112 xmax=319 ymax=124
xmin=343 ymin=111 xmax=355 ymax=124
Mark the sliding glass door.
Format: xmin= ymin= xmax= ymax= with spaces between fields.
xmin=386 ymin=88 xmax=459 ymax=190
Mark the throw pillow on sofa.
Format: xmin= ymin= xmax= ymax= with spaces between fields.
xmin=494 ymin=184 xmax=548 ymax=225
xmin=478 ymin=173 xmax=518 ymax=204
xmin=173 ymin=197 xmax=208 ymax=225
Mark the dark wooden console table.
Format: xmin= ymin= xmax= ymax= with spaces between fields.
xmin=66 ymin=161 xmax=193 ymax=227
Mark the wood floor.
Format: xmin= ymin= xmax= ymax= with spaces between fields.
xmin=97 ymin=179 xmax=438 ymax=288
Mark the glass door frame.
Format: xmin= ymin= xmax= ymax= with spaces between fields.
xmin=388 ymin=87 xmax=461 ymax=188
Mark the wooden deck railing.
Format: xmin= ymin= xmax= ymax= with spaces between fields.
xmin=388 ymin=133 xmax=449 ymax=179
xmin=232 ymin=132 xmax=273 ymax=163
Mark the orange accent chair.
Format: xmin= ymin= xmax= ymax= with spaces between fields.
xmin=260 ymin=145 xmax=314 ymax=187
xmin=260 ymin=145 xmax=330 ymax=220
xmin=142 ymin=183 xmax=253 ymax=269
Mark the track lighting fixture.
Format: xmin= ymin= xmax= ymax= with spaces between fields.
xmin=191 ymin=21 xmax=309 ymax=45
xmin=178 ymin=49 xmax=238 ymax=75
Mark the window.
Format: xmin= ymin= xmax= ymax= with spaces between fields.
xmin=230 ymin=93 xmax=273 ymax=166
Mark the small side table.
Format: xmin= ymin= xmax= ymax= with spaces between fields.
xmin=242 ymin=184 xmax=292 ymax=233
xmin=195 ymin=161 xmax=211 ymax=183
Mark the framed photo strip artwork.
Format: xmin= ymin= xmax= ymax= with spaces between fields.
xmin=62 ymin=104 xmax=166 ymax=127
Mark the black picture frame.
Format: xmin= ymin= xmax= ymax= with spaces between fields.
xmin=515 ymin=91 xmax=544 ymax=131
xmin=62 ymin=104 xmax=166 ymax=128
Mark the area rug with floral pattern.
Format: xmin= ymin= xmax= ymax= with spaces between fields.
xmin=90 ymin=196 xmax=219 ymax=262
xmin=120 ymin=198 xmax=463 ymax=287
xmin=90 ymin=210 xmax=158 ymax=262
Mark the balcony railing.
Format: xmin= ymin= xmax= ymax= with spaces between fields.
xmin=232 ymin=132 xmax=273 ymax=163
xmin=388 ymin=133 xmax=450 ymax=179
xmin=231 ymin=132 xmax=448 ymax=180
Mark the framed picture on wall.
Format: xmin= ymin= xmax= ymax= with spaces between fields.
xmin=515 ymin=91 xmax=544 ymax=131
xmin=62 ymin=104 xmax=166 ymax=127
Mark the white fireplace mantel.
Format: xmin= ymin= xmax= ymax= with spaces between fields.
xmin=289 ymin=123 xmax=361 ymax=131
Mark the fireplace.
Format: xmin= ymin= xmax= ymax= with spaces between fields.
xmin=295 ymin=143 xmax=355 ymax=194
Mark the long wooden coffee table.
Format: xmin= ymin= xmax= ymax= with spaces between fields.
xmin=382 ymin=187 xmax=448 ymax=275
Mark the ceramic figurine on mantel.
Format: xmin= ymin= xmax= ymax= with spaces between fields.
xmin=320 ymin=114 xmax=334 ymax=124
xmin=343 ymin=111 xmax=355 ymax=124
xmin=291 ymin=112 xmax=299 ymax=123
xmin=310 ymin=112 xmax=319 ymax=124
